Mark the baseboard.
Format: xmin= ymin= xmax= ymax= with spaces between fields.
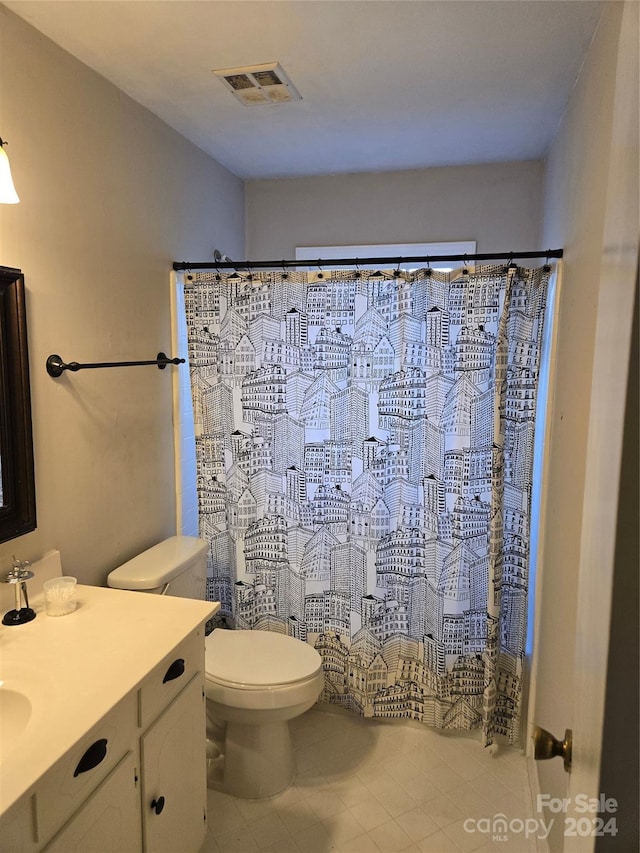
xmin=527 ymin=755 xmax=551 ymax=853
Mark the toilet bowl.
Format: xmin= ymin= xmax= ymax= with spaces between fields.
xmin=205 ymin=629 xmax=324 ymax=798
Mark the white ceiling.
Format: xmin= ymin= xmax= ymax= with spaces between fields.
xmin=5 ymin=0 xmax=604 ymax=180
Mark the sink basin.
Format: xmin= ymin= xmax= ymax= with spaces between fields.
xmin=0 ymin=665 xmax=50 ymax=761
xmin=0 ymin=688 xmax=32 ymax=739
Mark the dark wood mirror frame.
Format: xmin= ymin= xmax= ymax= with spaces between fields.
xmin=0 ymin=266 xmax=36 ymax=543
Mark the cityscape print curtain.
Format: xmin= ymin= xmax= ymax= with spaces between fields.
xmin=182 ymin=263 xmax=550 ymax=746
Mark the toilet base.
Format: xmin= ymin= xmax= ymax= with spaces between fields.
xmin=209 ymin=720 xmax=296 ymax=799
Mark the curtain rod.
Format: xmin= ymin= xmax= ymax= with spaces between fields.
xmin=173 ymin=249 xmax=563 ymax=272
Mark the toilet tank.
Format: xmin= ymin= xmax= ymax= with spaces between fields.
xmin=107 ymin=536 xmax=208 ymax=599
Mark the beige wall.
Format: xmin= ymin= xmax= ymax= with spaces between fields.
xmin=246 ymin=160 xmax=543 ymax=259
xmin=0 ymin=7 xmax=244 ymax=585
xmin=534 ymin=2 xmax=634 ymax=850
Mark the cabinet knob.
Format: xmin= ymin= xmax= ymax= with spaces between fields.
xmin=162 ymin=658 xmax=185 ymax=684
xmin=150 ymin=796 xmax=166 ymax=815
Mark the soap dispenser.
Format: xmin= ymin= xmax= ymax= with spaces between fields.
xmin=2 ymin=558 xmax=36 ymax=625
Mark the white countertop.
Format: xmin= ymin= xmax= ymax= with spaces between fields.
xmin=0 ymin=580 xmax=218 ymax=815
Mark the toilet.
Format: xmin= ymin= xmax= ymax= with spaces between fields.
xmin=107 ymin=536 xmax=324 ymax=799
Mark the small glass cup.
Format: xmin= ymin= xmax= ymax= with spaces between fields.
xmin=43 ymin=576 xmax=77 ymax=616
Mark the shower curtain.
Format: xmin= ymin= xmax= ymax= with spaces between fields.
xmin=181 ymin=263 xmax=550 ymax=746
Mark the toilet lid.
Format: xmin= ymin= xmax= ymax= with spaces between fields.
xmin=205 ymin=629 xmax=322 ymax=688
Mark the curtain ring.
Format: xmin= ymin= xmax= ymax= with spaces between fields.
xmin=425 ymin=256 xmax=432 ymax=277
xmin=462 ymin=254 xmax=470 ymax=275
xmin=227 ymin=266 xmax=241 ymax=283
xmin=316 ymin=258 xmax=324 ymax=279
xmin=281 ymin=260 xmax=288 ymax=280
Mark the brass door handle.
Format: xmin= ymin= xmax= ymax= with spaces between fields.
xmin=533 ymin=726 xmax=572 ymax=772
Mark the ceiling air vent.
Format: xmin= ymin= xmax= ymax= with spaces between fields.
xmin=213 ymin=62 xmax=302 ymax=106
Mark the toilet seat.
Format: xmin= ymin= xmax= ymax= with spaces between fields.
xmin=205 ymin=629 xmax=321 ymax=689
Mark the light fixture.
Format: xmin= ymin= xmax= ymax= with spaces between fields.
xmin=0 ymin=138 xmax=20 ymax=204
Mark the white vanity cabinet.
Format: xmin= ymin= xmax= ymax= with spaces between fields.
xmin=0 ymin=610 xmax=214 ymax=853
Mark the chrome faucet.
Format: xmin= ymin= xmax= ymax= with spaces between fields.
xmin=2 ymin=557 xmax=36 ymax=626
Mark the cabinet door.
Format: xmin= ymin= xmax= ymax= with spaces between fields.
xmin=44 ymin=752 xmax=141 ymax=853
xmin=140 ymin=675 xmax=207 ymax=853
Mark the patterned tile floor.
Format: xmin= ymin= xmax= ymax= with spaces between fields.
xmin=200 ymin=704 xmax=540 ymax=853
